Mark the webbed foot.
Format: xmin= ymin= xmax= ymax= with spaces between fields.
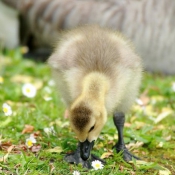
xmin=64 ymin=143 xmax=105 ymax=169
xmin=113 ymin=112 xmax=141 ymax=162
xmin=115 ymin=144 xmax=140 ymax=161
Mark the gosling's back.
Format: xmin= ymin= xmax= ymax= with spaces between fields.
xmin=48 ymin=25 xmax=142 ymax=113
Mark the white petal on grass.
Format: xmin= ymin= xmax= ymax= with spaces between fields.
xmin=91 ymin=160 xmax=104 ymax=170
xmin=72 ymin=171 xmax=80 ymax=175
xmin=2 ymin=103 xmax=12 ymax=116
xmin=26 ymin=136 xmax=36 ymax=148
xmin=22 ymin=83 xmax=37 ymax=98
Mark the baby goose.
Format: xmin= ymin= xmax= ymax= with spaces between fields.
xmin=48 ymin=25 xmax=142 ymax=165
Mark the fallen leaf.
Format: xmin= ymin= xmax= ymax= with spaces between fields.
xmin=49 ymin=163 xmax=55 ymax=174
xmin=154 ymin=125 xmax=165 ymax=130
xmin=11 ymin=75 xmax=43 ymax=89
xmin=135 ymin=121 xmax=145 ymax=129
xmin=22 ymin=125 xmax=34 ymax=134
xmin=100 ymin=152 xmax=113 ymax=159
xmin=0 ymin=145 xmax=14 ymax=162
xmin=11 ymin=75 xmax=33 ymax=83
xmin=144 ymin=105 xmax=157 ymax=117
xmin=126 ymin=141 xmax=144 ymax=149
xmin=155 ymin=109 xmax=173 ymax=124
xmin=165 ymin=135 xmax=171 ymax=141
xmin=125 ymin=122 xmax=131 ymax=127
xmin=46 ymin=146 xmax=63 ymax=153
xmin=33 ymin=81 xmax=43 ymax=90
xmin=159 ymin=169 xmax=171 ymax=175
xmin=130 ymin=171 xmax=136 ymax=175
xmin=119 ymin=165 xmax=124 ymax=171
xmin=139 ymin=90 xmax=150 ymax=105
xmin=13 ymin=144 xmax=27 ymax=153
xmin=0 ymin=141 xmax=12 ymax=151
xmin=31 ymin=145 xmax=42 ymax=153
xmin=104 ymin=134 xmax=114 ymax=141
xmin=32 ymin=131 xmax=41 ymax=137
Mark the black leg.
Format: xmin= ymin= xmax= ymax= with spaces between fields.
xmin=64 ymin=142 xmax=105 ymax=169
xmin=113 ymin=112 xmax=140 ymax=161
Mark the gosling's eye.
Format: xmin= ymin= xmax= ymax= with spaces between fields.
xmin=89 ymin=125 xmax=95 ymax=132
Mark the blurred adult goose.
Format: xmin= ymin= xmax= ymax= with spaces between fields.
xmin=48 ymin=25 xmax=142 ymax=165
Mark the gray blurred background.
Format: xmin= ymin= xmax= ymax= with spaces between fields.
xmin=0 ymin=0 xmax=175 ymax=74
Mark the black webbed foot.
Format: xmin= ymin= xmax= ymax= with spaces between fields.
xmin=64 ymin=143 xmax=105 ymax=169
xmin=114 ymin=144 xmax=140 ymax=161
xmin=113 ymin=112 xmax=141 ymax=162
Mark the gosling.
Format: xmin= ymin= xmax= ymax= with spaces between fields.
xmin=48 ymin=25 xmax=142 ymax=164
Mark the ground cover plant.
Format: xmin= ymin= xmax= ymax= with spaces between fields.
xmin=0 ymin=49 xmax=175 ymax=175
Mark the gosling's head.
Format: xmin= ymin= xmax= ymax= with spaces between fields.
xmin=69 ymin=101 xmax=107 ymax=160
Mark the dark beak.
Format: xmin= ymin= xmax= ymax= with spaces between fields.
xmin=79 ymin=139 xmax=95 ymax=161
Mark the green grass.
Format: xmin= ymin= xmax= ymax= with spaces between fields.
xmin=0 ymin=49 xmax=175 ymax=175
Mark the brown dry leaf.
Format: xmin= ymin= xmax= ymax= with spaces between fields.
xmin=46 ymin=146 xmax=63 ymax=153
xmin=139 ymin=90 xmax=150 ymax=106
xmin=125 ymin=122 xmax=131 ymax=128
xmin=0 ymin=145 xmax=14 ymax=162
xmin=13 ymin=144 xmax=27 ymax=153
xmin=0 ymin=141 xmax=12 ymax=151
xmin=100 ymin=151 xmax=113 ymax=159
xmin=31 ymin=145 xmax=42 ymax=153
xmin=119 ymin=165 xmax=124 ymax=171
xmin=33 ymin=131 xmax=41 ymax=137
xmin=131 ymin=172 xmax=136 ymax=175
xmin=22 ymin=125 xmax=34 ymax=134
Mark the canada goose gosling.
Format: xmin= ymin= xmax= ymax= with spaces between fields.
xmin=48 ymin=25 xmax=142 ymax=167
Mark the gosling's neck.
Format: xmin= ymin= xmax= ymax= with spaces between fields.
xmin=70 ymin=72 xmax=109 ymax=118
